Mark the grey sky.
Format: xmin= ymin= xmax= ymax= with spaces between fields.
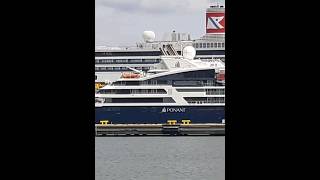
xmin=95 ymin=0 xmax=225 ymax=46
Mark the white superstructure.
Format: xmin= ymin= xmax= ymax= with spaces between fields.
xmin=95 ymin=46 xmax=225 ymax=107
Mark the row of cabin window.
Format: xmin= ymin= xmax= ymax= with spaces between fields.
xmin=176 ymin=89 xmax=225 ymax=94
xmin=95 ymin=51 xmax=162 ymax=56
xmin=205 ymin=89 xmax=225 ymax=95
xmin=95 ymin=67 xmax=151 ymax=71
xmin=185 ymin=97 xmax=225 ymax=103
xmin=97 ymin=89 xmax=167 ymax=94
xmin=97 ymin=97 xmax=175 ymax=103
xmin=95 ymin=59 xmax=161 ymax=64
xmin=193 ymin=42 xmax=225 ymax=48
xmin=113 ymin=80 xmax=219 ymax=86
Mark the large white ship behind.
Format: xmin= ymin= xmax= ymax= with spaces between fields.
xmin=95 ymin=5 xmax=225 ymax=83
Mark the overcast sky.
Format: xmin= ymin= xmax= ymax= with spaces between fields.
xmin=95 ymin=0 xmax=225 ymax=46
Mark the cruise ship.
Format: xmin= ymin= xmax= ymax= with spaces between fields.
xmin=95 ymin=46 xmax=225 ymax=124
xmin=95 ymin=5 xmax=225 ymax=84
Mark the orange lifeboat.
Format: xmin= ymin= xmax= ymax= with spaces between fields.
xmin=121 ymin=72 xmax=141 ymax=79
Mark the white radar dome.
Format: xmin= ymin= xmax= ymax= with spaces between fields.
xmin=142 ymin=31 xmax=155 ymax=42
xmin=183 ymin=46 xmax=196 ymax=59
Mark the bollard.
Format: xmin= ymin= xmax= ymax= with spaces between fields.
xmin=181 ymin=120 xmax=191 ymax=125
xmin=100 ymin=120 xmax=109 ymax=125
xmin=167 ymin=120 xmax=177 ymax=125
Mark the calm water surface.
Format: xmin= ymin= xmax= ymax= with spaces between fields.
xmin=96 ymin=136 xmax=225 ymax=180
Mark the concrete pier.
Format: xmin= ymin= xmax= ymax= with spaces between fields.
xmin=95 ymin=123 xmax=225 ymax=136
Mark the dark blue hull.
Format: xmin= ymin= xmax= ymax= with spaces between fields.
xmin=95 ymin=106 xmax=224 ymax=124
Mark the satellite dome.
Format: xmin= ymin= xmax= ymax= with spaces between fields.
xmin=142 ymin=31 xmax=155 ymax=42
xmin=183 ymin=46 xmax=196 ymax=59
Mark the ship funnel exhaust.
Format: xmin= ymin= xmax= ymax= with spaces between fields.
xmin=206 ymin=5 xmax=225 ymax=34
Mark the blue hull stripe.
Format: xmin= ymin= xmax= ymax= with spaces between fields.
xmin=95 ymin=106 xmax=225 ymax=124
